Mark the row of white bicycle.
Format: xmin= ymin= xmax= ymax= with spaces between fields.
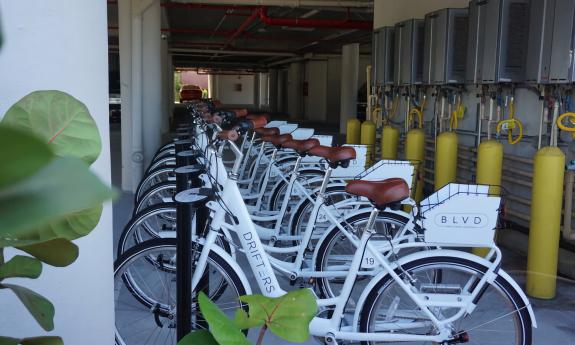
xmin=113 ymin=101 xmax=536 ymax=345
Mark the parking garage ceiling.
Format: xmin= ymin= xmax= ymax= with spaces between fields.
xmin=107 ymin=0 xmax=373 ymax=71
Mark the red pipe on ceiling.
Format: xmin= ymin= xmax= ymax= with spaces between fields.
xmin=257 ymin=7 xmax=372 ymax=30
xmin=161 ymin=2 xmax=255 ymax=11
xmin=225 ymin=10 xmax=259 ymax=47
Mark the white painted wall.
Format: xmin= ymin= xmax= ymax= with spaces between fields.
xmin=304 ymin=60 xmax=328 ymax=122
xmin=374 ymin=0 xmax=468 ymax=28
xmin=0 ymin=1 xmax=114 ymax=344
xmin=211 ymin=74 xmax=256 ymax=107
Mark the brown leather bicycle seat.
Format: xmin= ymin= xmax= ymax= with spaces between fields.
xmin=282 ymin=138 xmax=320 ymax=153
xmin=217 ymin=130 xmax=239 ymax=141
xmin=261 ymin=134 xmax=293 ymax=147
xmin=346 ymin=178 xmax=409 ymax=207
xmin=248 ymin=115 xmax=268 ymax=129
xmin=254 ymin=127 xmax=280 ymax=136
xmin=308 ymin=145 xmax=356 ymax=163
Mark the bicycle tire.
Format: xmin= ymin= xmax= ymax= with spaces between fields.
xmin=358 ymin=256 xmax=532 ymax=345
xmin=114 ymin=238 xmax=248 ymax=345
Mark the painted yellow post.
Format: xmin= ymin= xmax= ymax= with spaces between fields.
xmin=360 ymin=120 xmax=376 ymax=165
xmin=405 ymin=128 xmax=425 ymax=201
xmin=526 ymin=146 xmax=565 ymax=299
xmin=434 ymin=131 xmax=458 ymax=190
xmin=381 ymin=125 xmax=399 ymax=160
xmin=346 ymin=118 xmax=361 ymax=144
xmin=473 ymin=139 xmax=503 ymax=256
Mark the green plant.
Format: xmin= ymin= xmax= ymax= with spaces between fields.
xmin=178 ymin=289 xmax=317 ymax=345
xmin=0 ymin=91 xmax=113 ymax=344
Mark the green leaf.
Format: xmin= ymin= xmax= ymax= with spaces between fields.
xmin=21 ymin=337 xmax=63 ymax=345
xmin=198 ymin=292 xmax=250 ymax=345
xmin=32 ymin=205 xmax=104 ymax=242
xmin=0 ymin=256 xmax=42 ymax=279
xmin=0 ymin=157 xmax=112 ymax=247
xmin=0 ymin=126 xmax=54 ymax=189
xmin=17 ymin=239 xmax=78 ymax=267
xmin=2 ymin=90 xmax=102 ymax=164
xmin=0 ymin=337 xmax=63 ymax=345
xmin=239 ymin=289 xmax=317 ymax=343
xmin=0 ymin=336 xmax=20 ymax=345
xmin=1 ymin=284 xmax=55 ymax=331
xmin=177 ymin=330 xmax=219 ymax=345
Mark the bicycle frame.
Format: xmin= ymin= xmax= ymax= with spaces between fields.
xmin=189 ymin=140 xmax=512 ymax=343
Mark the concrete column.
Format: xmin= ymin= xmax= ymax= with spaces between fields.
xmin=121 ymin=0 xmax=163 ymax=191
xmin=287 ymin=62 xmax=303 ymax=120
xmin=254 ymin=72 xmax=260 ymax=110
xmin=340 ymin=43 xmax=360 ymax=133
xmin=161 ymin=35 xmax=170 ymax=135
xmin=119 ymin=0 xmax=133 ymax=191
xmin=208 ymin=74 xmax=218 ymax=100
xmin=258 ymin=73 xmax=270 ymax=110
xmin=0 ymin=0 xmax=114 ymax=343
xmin=141 ymin=0 xmax=163 ymax=168
xmin=269 ymin=69 xmax=278 ymax=113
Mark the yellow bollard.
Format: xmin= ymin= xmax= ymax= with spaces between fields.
xmin=473 ymin=139 xmax=503 ymax=257
xmin=405 ymin=128 xmax=425 ymax=201
xmin=381 ymin=125 xmax=399 ymax=160
xmin=361 ymin=120 xmax=376 ymax=165
xmin=434 ymin=132 xmax=458 ymax=190
xmin=346 ymin=118 xmax=361 ymax=144
xmin=526 ymin=146 xmax=565 ymax=299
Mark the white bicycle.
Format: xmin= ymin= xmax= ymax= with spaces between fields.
xmin=114 ymin=118 xmax=536 ymax=345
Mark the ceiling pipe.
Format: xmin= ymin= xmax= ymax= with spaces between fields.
xmin=170 ymin=0 xmax=373 ymax=8
xmin=257 ymin=7 xmax=372 ymax=30
xmin=162 ymin=1 xmax=255 ymax=10
xmin=225 ymin=9 xmax=259 ymax=47
xmin=170 ymin=47 xmax=296 ymax=56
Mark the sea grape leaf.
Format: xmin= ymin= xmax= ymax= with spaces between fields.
xmin=177 ymin=330 xmax=218 ymax=345
xmin=17 ymin=239 xmax=78 ymax=267
xmin=2 ymin=90 xmax=102 ymax=164
xmin=0 ymin=157 xmax=112 ymax=247
xmin=0 ymin=284 xmax=55 ymax=331
xmin=0 ymin=126 xmax=53 ymax=189
xmin=198 ymin=292 xmax=250 ymax=345
xmin=0 ymin=256 xmax=42 ymax=279
xmin=238 ymin=289 xmax=317 ymax=343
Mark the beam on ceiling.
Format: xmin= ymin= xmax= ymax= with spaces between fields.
xmin=169 ymin=0 xmax=373 ymax=8
xmin=170 ymin=47 xmax=296 ymax=57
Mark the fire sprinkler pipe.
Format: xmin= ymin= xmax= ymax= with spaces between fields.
xmin=226 ymin=10 xmax=259 ymax=47
xmin=257 ymin=7 xmax=372 ymax=30
xmin=171 ymin=0 xmax=373 ymax=8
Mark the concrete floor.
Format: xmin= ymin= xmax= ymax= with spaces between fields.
xmin=110 ymin=122 xmax=575 ymax=344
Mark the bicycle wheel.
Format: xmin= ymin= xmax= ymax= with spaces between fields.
xmin=135 ymin=167 xmax=175 ymax=203
xmin=146 ymin=157 xmax=176 ymax=174
xmin=114 ymin=238 xmax=248 ymax=345
xmin=266 ymin=169 xmax=324 ymax=212
xmin=289 ymin=185 xmax=368 ymax=242
xmin=314 ymin=211 xmax=410 ymax=299
xmin=118 ymin=204 xmax=177 ymax=256
xmin=133 ymin=182 xmax=176 ymax=215
xmin=358 ymin=256 xmax=532 ymax=345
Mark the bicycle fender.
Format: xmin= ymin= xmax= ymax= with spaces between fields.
xmin=351 ymin=249 xmax=537 ymax=330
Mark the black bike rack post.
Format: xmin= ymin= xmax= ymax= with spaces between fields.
xmin=174 ymin=158 xmax=212 ymax=341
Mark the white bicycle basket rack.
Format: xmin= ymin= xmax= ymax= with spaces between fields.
xmin=355 ymin=159 xmax=416 ymax=194
xmin=420 ymin=184 xmax=501 ymax=247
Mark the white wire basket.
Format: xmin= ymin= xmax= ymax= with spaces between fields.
xmin=355 ymin=159 xmax=416 ymax=193
xmin=420 ymin=183 xmax=501 ymax=246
